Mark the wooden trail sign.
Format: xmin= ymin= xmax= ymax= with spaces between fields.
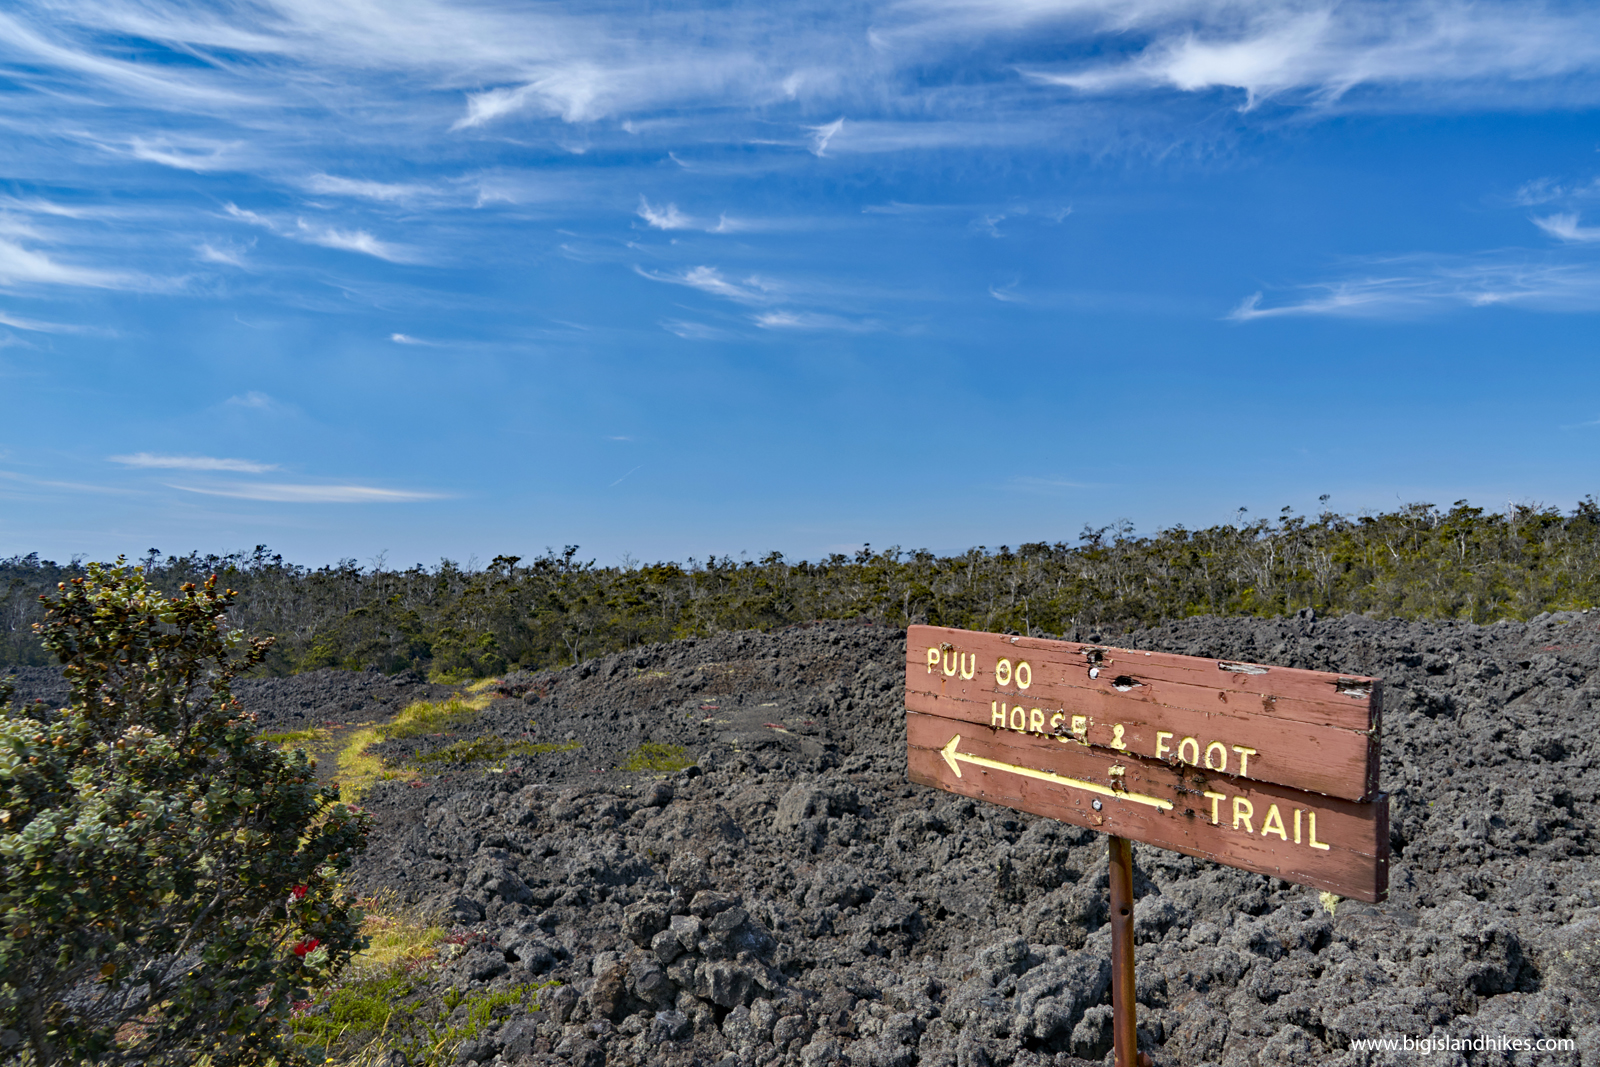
xmin=904 ymin=625 xmax=1389 ymax=903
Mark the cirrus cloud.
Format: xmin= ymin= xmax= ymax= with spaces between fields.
xmin=168 ymin=482 xmax=446 ymax=503
xmin=110 ymin=452 xmax=279 ymax=473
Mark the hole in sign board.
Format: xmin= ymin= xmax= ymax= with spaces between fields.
xmin=1111 ymin=676 xmax=1142 ymax=691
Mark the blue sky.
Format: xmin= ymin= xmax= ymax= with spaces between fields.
xmin=4 ymin=1 xmax=1600 ymax=568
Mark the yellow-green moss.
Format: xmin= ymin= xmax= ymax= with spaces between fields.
xmin=259 ymin=726 xmax=332 ymax=749
xmin=335 ymin=693 xmax=493 ymax=801
xmin=409 ymin=737 xmax=580 ymax=767
xmin=620 ymin=742 xmax=693 ymax=772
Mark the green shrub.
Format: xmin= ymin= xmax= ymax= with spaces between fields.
xmin=0 ymin=561 xmax=371 ymax=1066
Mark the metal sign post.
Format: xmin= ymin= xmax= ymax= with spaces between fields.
xmin=904 ymin=625 xmax=1387 ymax=1067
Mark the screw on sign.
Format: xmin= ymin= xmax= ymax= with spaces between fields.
xmin=904 ymin=625 xmax=1388 ymax=1067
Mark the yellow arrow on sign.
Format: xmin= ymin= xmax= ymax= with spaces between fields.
xmin=940 ymin=734 xmax=1174 ymax=812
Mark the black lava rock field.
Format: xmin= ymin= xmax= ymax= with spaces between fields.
xmin=10 ymin=612 xmax=1600 ymax=1066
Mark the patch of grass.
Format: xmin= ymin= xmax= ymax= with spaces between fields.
xmin=259 ymin=726 xmax=331 ymax=750
xmin=292 ymin=971 xmax=417 ymax=1054
xmin=350 ymin=891 xmax=447 ymax=976
xmin=384 ymin=694 xmax=491 ymax=739
xmin=336 ymin=693 xmax=494 ymax=801
xmin=291 ymin=968 xmax=557 ymax=1067
xmin=620 ymin=741 xmax=693 ymax=772
xmin=336 ymin=722 xmax=410 ymax=801
xmin=410 ymin=737 xmax=580 ymax=768
xmin=441 ymin=981 xmax=551 ymax=1042
xmin=289 ymin=891 xmax=545 ymax=1065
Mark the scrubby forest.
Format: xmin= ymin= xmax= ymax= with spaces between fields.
xmin=6 ymin=499 xmax=1600 ymax=678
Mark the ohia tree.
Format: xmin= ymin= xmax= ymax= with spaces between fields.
xmin=0 ymin=561 xmax=370 ymax=1065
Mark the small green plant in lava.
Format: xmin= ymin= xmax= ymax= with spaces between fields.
xmin=409 ymin=736 xmax=580 ymax=767
xmin=620 ymin=741 xmax=693 ymax=772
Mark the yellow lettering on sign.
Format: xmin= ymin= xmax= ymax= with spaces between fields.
xmin=1205 ymin=741 xmax=1228 ymax=771
xmin=1294 ymin=808 xmax=1302 ymax=844
xmin=942 ymin=649 xmax=959 ymax=677
xmin=1204 ymin=791 xmax=1226 ymax=825
xmin=1155 ymin=731 xmax=1173 ymax=759
xmin=1232 ymin=797 xmax=1255 ymax=833
xmin=1029 ymin=707 xmax=1045 ymax=734
xmin=926 ymin=648 xmax=941 ymax=673
xmin=1071 ymin=715 xmax=1087 ymax=744
xmin=1110 ymin=724 xmax=1128 ymax=751
xmin=1260 ymin=804 xmax=1288 ymax=841
xmin=995 ymin=659 xmax=1012 ymax=686
xmin=1178 ymin=737 xmax=1200 ymax=764
xmin=991 ymin=702 xmax=1006 ymax=729
xmin=1010 ymin=706 xmax=1026 ymax=731
xmin=1015 ymin=661 xmax=1032 ymax=689
xmin=1232 ymin=745 xmax=1257 ymax=775
xmin=1307 ymin=811 xmax=1330 ymax=851
xmin=959 ymin=653 xmax=977 ymax=680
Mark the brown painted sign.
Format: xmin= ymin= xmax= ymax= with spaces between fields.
xmin=905 ymin=625 xmax=1389 ymax=902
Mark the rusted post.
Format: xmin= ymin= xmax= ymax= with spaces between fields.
xmin=1108 ymin=835 xmax=1150 ymax=1067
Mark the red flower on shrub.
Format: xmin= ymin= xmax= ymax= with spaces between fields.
xmin=292 ymin=937 xmax=320 ymax=958
xmin=289 ymin=885 xmax=307 ymax=902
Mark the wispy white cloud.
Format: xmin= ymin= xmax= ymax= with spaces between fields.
xmin=1003 ymin=475 xmax=1099 ymax=496
xmin=451 ymin=67 xmax=627 ymax=129
xmin=0 ymin=196 xmax=94 ymax=220
xmin=1533 ymin=213 xmax=1600 ymax=243
xmin=124 ymin=136 xmax=242 ymax=173
xmin=662 ymin=319 xmax=737 ymax=340
xmin=111 ymin=452 xmax=279 ymax=473
xmin=861 ymin=201 xmax=965 ymax=215
xmin=169 ymin=482 xmax=445 ymax=503
xmin=635 ymin=199 xmax=789 ymax=234
xmin=1229 ymin=254 xmax=1600 ymax=320
xmin=997 ymin=2 xmax=1600 ymax=109
xmin=0 ymin=237 xmax=134 ymax=289
xmin=0 ymin=309 xmax=94 ymax=333
xmin=296 ymin=220 xmax=413 ymax=261
xmin=223 ymin=203 xmax=418 ymax=262
xmin=634 ymin=264 xmax=776 ymax=304
xmin=637 ymin=196 xmax=692 ymax=230
xmin=391 ymin=332 xmax=441 ymax=345
xmin=0 ymin=469 xmax=140 ymax=496
xmin=303 ymin=173 xmax=432 ymax=202
xmin=971 ymin=213 xmax=1006 ymax=237
xmin=752 ymin=309 xmax=876 ymax=331
xmin=225 ymin=391 xmax=284 ymax=412
xmin=196 ymin=239 xmax=253 ymax=268
xmin=1514 ymin=176 xmax=1600 ymax=207
xmin=807 ymin=117 xmax=845 ymax=156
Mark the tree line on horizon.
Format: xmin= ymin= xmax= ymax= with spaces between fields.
xmin=4 ymin=498 xmax=1599 ymax=678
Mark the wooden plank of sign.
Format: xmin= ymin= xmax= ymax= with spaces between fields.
xmin=906 ymin=625 xmax=1381 ymax=802
xmin=906 ymin=711 xmax=1389 ymax=902
xmin=908 ymin=625 xmax=1381 ymax=730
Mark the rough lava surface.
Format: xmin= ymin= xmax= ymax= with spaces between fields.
xmin=8 ymin=613 xmax=1600 ymax=1066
